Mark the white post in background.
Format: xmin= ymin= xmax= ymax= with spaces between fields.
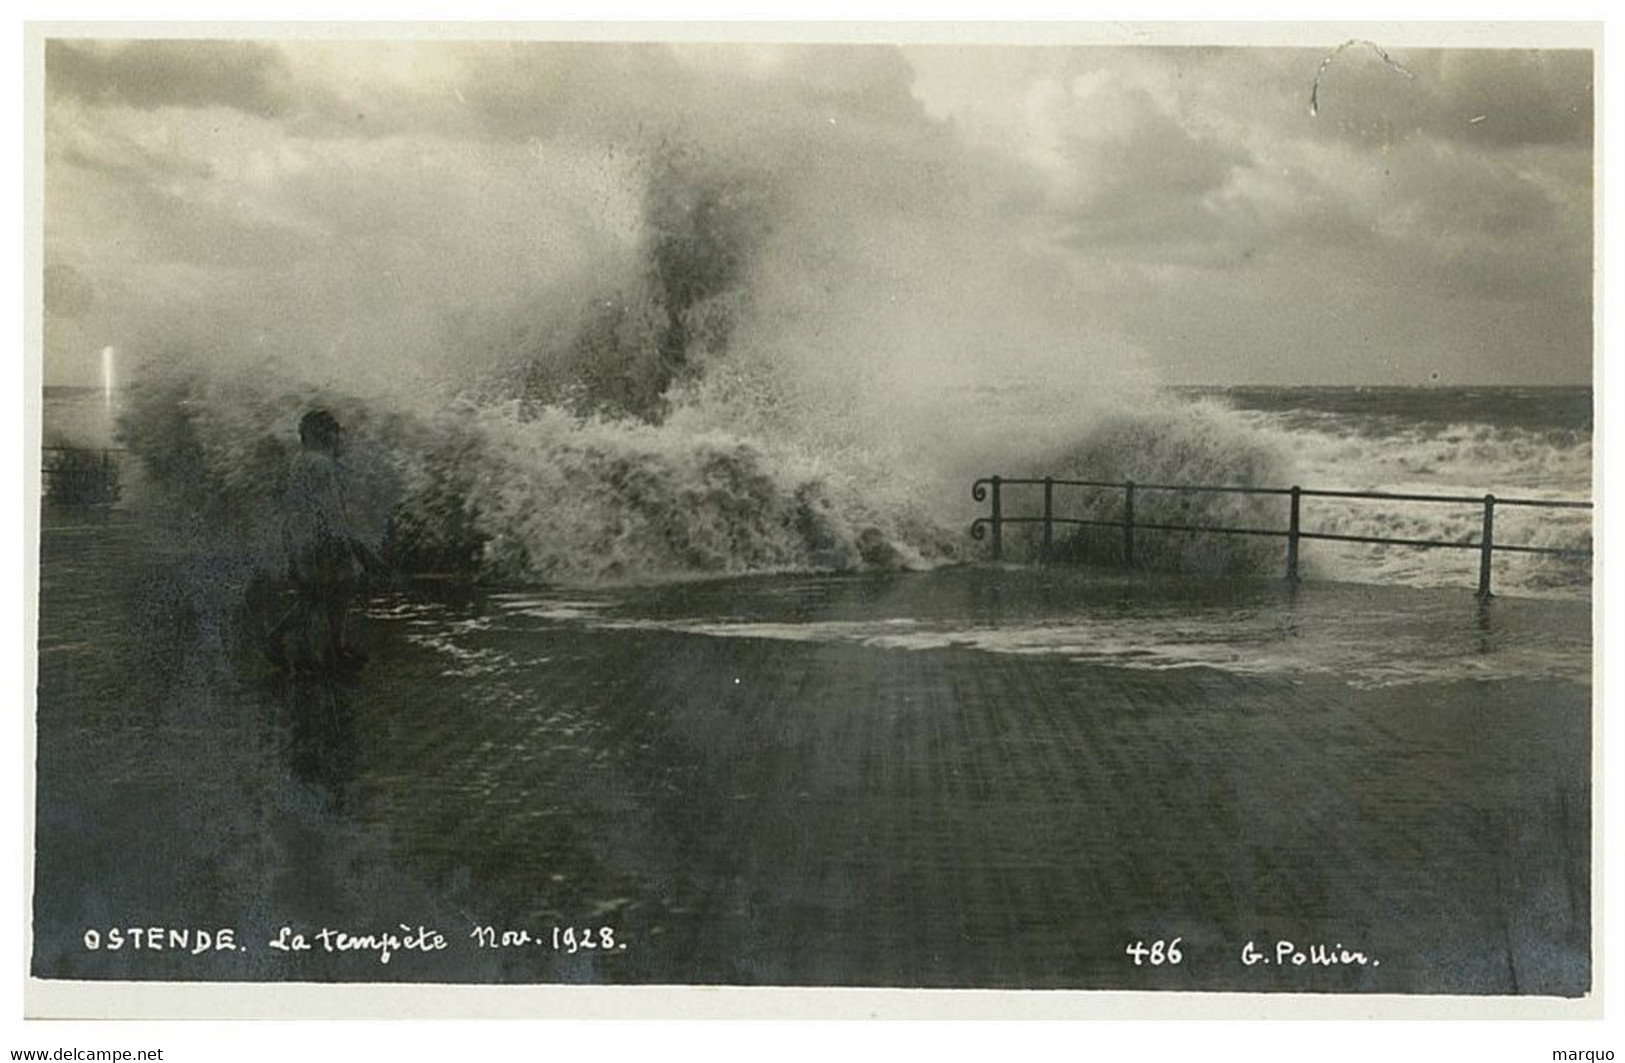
xmin=101 ymin=345 xmax=116 ymax=414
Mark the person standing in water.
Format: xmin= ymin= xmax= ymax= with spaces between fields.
xmin=267 ymin=409 xmax=378 ymax=670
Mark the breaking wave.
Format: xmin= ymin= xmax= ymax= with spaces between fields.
xmin=113 ymin=359 xmax=1592 ymax=596
xmin=115 ymin=369 xmax=964 ymax=584
xmin=111 ymin=132 xmax=1299 ymax=588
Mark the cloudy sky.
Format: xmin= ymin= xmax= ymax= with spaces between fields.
xmin=40 ymin=34 xmax=1594 ymax=389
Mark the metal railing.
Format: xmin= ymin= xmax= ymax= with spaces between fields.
xmin=970 ymin=476 xmax=1592 ymax=598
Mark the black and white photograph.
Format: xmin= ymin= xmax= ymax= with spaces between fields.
xmin=25 ymin=22 xmax=1598 ymax=1021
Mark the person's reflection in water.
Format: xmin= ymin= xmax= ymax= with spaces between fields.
xmin=280 ymin=671 xmax=362 ymax=811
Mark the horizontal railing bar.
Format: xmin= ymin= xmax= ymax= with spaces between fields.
xmin=975 ymin=476 xmax=1590 ymax=510
xmin=984 ymin=477 xmax=1294 ymax=496
xmin=1134 ymin=521 xmax=1287 ymax=538
xmin=1297 ymin=531 xmax=1479 ymax=551
xmin=996 ymin=517 xmax=1286 ymax=538
xmin=1299 ymin=531 xmax=1590 ymax=558
xmin=995 ymin=516 xmax=1587 ymax=557
xmin=1298 ymin=486 xmax=1592 ymax=509
xmin=1134 ymin=483 xmax=1294 ymax=497
xmin=1295 ymin=487 xmax=1494 ymax=505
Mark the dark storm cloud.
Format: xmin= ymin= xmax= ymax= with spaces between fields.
xmin=46 ymin=39 xmax=300 ymax=118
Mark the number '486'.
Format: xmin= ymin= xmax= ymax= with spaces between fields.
xmin=1125 ymin=938 xmax=1183 ymax=965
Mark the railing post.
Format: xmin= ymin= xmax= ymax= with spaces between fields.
xmin=1041 ymin=477 xmax=1054 ymax=564
xmin=1478 ymin=494 xmax=1496 ymax=599
xmin=990 ymin=475 xmax=1003 ymax=562
xmin=1286 ymin=486 xmax=1301 ymax=583
xmin=1123 ymin=480 xmax=1136 ymax=570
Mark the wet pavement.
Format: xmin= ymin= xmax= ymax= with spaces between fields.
xmin=32 ymin=510 xmax=1591 ymax=994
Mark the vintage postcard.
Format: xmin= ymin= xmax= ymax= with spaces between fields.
xmin=24 ymin=22 xmax=1598 ymax=1020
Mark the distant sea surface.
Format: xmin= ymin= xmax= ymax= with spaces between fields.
xmin=1179 ymin=384 xmax=1592 ymax=436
